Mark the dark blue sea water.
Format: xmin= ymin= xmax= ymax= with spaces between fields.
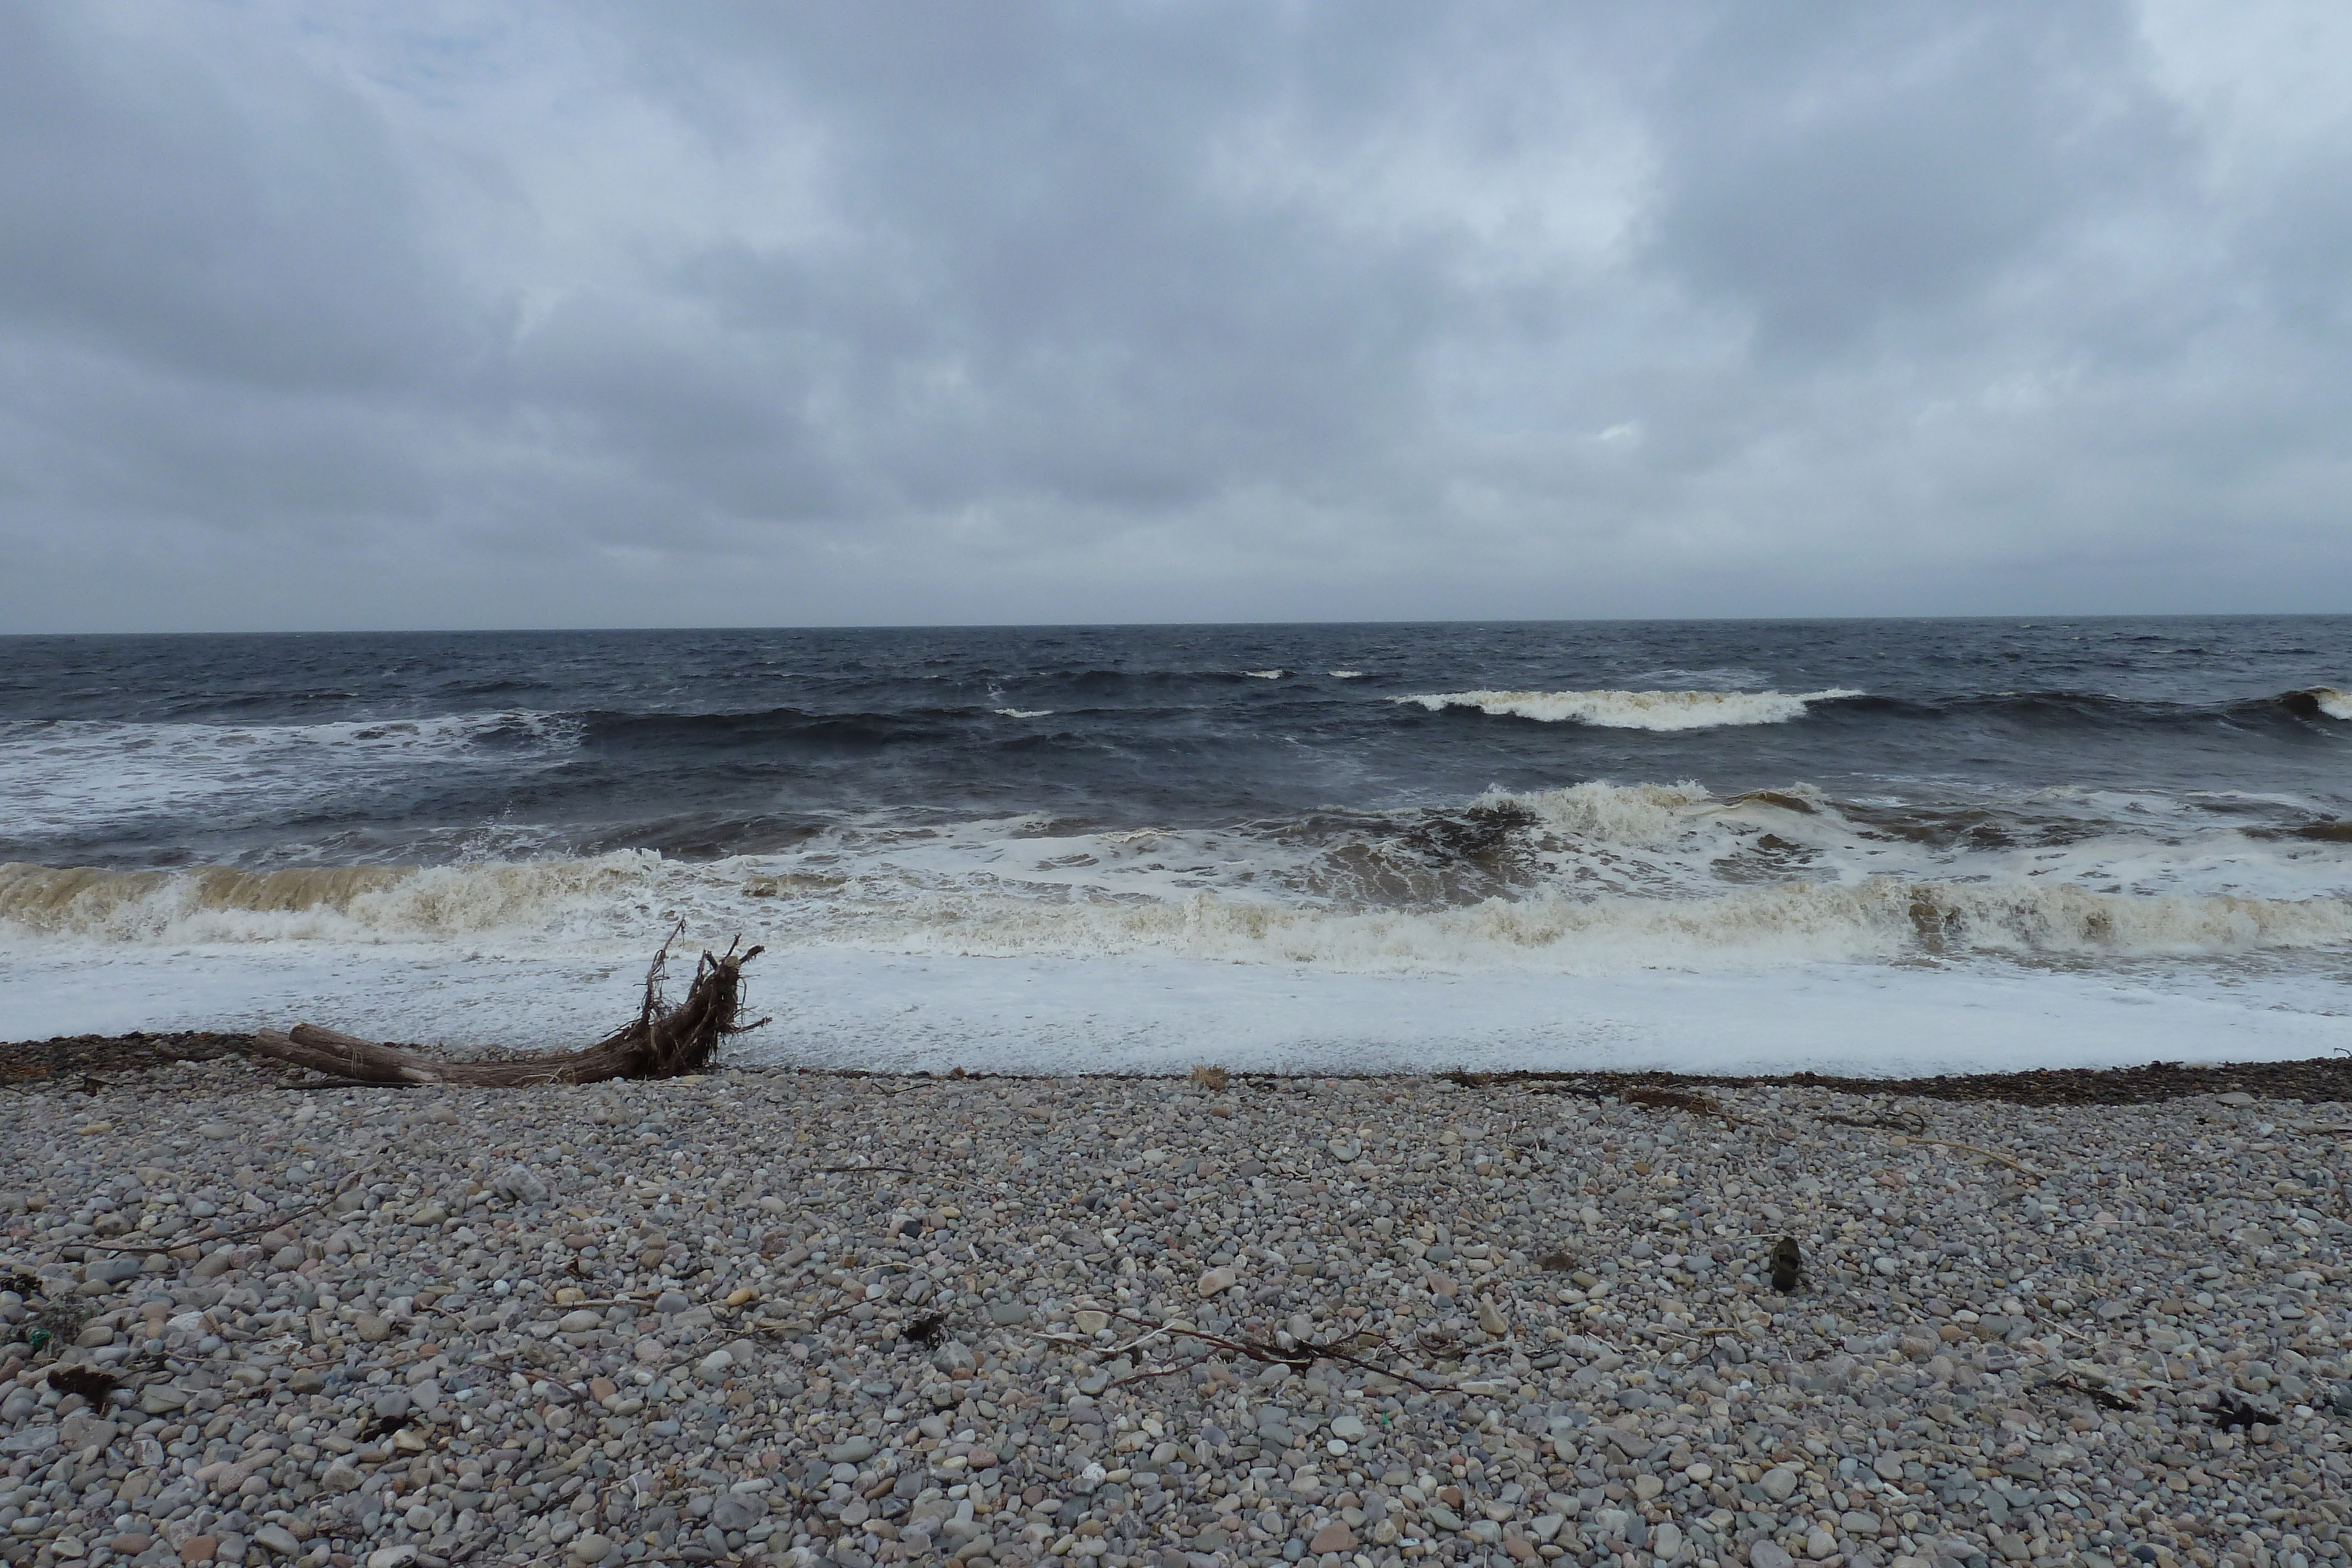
xmin=4 ymin=617 xmax=2350 ymax=1070
xmin=4 ymin=617 xmax=2348 ymax=870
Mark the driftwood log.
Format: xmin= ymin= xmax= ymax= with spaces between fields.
xmin=249 ymin=930 xmax=766 ymax=1086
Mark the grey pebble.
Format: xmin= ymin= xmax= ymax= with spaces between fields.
xmin=0 ymin=1056 xmax=2339 ymax=1568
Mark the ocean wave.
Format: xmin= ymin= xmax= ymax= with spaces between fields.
xmin=11 ymin=768 xmax=2350 ymax=974
xmin=1243 ymin=669 xmax=1288 ymax=680
xmin=0 ymin=711 xmax=578 ymax=838
xmin=879 ymin=877 xmax=2352 ymax=972
xmin=11 ymin=847 xmax=2341 ymax=973
xmin=579 ymin=705 xmax=970 ymax=747
xmin=2286 ymin=687 xmax=2352 ymax=721
xmin=1394 ymin=688 xmax=1863 ymax=731
xmin=1394 ymin=685 xmax=2352 ymax=735
xmin=0 ymin=854 xmax=661 ymax=944
xmin=1328 ymin=670 xmax=1364 ymax=679
xmin=992 ymin=708 xmax=1055 ymax=719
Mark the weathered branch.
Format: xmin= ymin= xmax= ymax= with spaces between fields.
xmin=248 ymin=925 xmax=766 ymax=1088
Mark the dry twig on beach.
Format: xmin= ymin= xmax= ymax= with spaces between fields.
xmin=1042 ymin=1307 xmax=1445 ymax=1392
xmin=246 ymin=924 xmax=766 ymax=1087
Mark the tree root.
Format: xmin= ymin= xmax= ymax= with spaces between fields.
xmin=248 ymin=924 xmax=767 ymax=1086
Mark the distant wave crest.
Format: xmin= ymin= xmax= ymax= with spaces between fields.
xmin=1394 ymin=687 xmax=1864 ymax=731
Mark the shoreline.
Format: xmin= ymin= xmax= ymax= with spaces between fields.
xmin=8 ymin=1031 xmax=2352 ymax=1107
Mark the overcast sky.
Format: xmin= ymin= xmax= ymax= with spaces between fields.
xmin=2 ymin=1 xmax=2346 ymax=633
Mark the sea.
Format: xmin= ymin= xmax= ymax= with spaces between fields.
xmin=4 ymin=617 xmax=2350 ymax=1075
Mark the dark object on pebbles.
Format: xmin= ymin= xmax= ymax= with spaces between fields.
xmin=2041 ymin=1373 xmax=2140 ymax=1411
xmin=1623 ymin=1086 xmax=1724 ymax=1116
xmin=2209 ymin=1391 xmax=2277 ymax=1432
xmin=46 ymin=1365 xmax=120 ymax=1402
xmin=248 ymin=925 xmax=766 ymax=1086
xmin=1770 ymin=1236 xmax=1803 ymax=1291
xmin=1536 ymin=1250 xmax=1575 ymax=1271
xmin=903 ymin=1312 xmax=948 ymax=1348
xmin=359 ymin=1410 xmax=412 ymax=1442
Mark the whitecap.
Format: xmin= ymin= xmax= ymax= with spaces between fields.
xmin=992 ymin=708 xmax=1055 ymax=719
xmin=0 ymin=712 xmax=579 ymax=839
xmin=1243 ymin=669 xmax=1288 ymax=680
xmin=2310 ymin=686 xmax=2352 ymax=721
xmin=1392 ymin=687 xmax=1863 ymax=731
xmin=1328 ymin=670 xmax=1364 ymax=679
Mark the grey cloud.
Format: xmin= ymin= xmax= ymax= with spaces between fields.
xmin=0 ymin=2 xmax=2346 ymax=632
xmin=1645 ymin=1 xmax=2191 ymax=353
xmin=0 ymin=8 xmax=466 ymax=395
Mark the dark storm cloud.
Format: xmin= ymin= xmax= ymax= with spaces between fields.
xmin=0 ymin=1 xmax=2345 ymax=632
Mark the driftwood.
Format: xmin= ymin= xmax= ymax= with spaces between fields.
xmin=249 ymin=928 xmax=766 ymax=1087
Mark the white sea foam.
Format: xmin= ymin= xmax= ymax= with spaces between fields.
xmin=861 ymin=878 xmax=2352 ymax=973
xmin=11 ymin=773 xmax=2352 ymax=1068
xmin=1394 ymin=687 xmax=1864 ymax=730
xmin=7 ymin=942 xmax=2348 ymax=1072
xmin=0 ymin=853 xmax=662 ymax=947
xmin=9 ymin=780 xmax=2347 ymax=972
xmin=992 ymin=708 xmax=1055 ymax=718
xmin=0 ymin=712 xmax=576 ymax=836
xmin=2312 ymin=686 xmax=2352 ymax=721
xmin=1243 ymin=668 xmax=1288 ymax=680
xmin=1329 ymin=670 xmax=1364 ymax=679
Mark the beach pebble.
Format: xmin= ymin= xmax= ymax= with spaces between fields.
xmin=4 ymin=1055 xmax=2339 ymax=1568
xmin=491 ymin=1162 xmax=549 ymax=1202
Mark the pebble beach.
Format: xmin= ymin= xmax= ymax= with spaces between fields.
xmin=3 ymin=1048 xmax=2349 ymax=1568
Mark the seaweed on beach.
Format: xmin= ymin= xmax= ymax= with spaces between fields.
xmin=46 ymin=1365 xmax=121 ymax=1403
xmin=1623 ymin=1085 xmax=1727 ymax=1116
xmin=2209 ymin=1392 xmax=2278 ymax=1433
xmin=2042 ymin=1374 xmax=2140 ymax=1412
xmin=1769 ymin=1236 xmax=1803 ymax=1291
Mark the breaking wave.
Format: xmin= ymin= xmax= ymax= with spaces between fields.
xmin=8 ymin=776 xmax=2348 ymax=974
xmin=1394 ymin=688 xmax=1865 ymax=730
xmin=0 ymin=855 xmax=659 ymax=944
xmin=0 ymin=711 xmax=578 ymax=839
xmin=2287 ymin=686 xmax=2352 ymax=721
xmin=4 ymin=851 xmax=2344 ymax=974
xmin=886 ymin=877 xmax=2352 ymax=972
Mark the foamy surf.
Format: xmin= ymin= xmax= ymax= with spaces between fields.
xmin=0 ymin=711 xmax=577 ymax=838
xmin=7 ymin=942 xmax=2348 ymax=1072
xmin=8 ymin=778 xmax=2347 ymax=975
xmin=1394 ymin=687 xmax=1864 ymax=730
